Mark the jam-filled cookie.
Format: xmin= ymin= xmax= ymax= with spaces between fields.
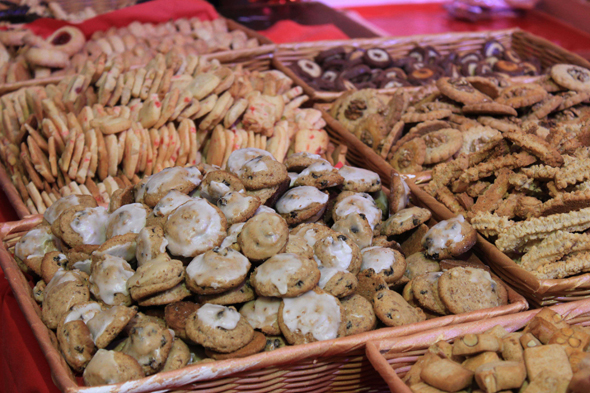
xmin=217 ymin=191 xmax=260 ymax=225
xmin=236 ymin=155 xmax=289 ymax=190
xmin=83 ymin=349 xmax=144 ymax=386
xmin=285 ymin=222 xmax=335 ymax=259
xmin=340 ymin=294 xmax=377 ymax=336
xmin=237 ymin=212 xmax=289 ymax=262
xmin=291 ymin=161 xmax=344 ymax=189
xmin=106 ymin=203 xmax=150 ymax=239
xmin=361 ymin=246 xmax=406 ymax=283
xmin=135 ymin=226 xmax=168 ymax=267
xmin=199 ymin=169 xmax=245 ymax=203
xmin=239 ymin=297 xmax=281 ymax=335
xmin=339 ymin=166 xmax=382 ymax=193
xmin=331 ymin=212 xmax=374 ymax=249
xmin=381 ymin=206 xmax=431 ymax=236
xmin=275 ymin=186 xmax=329 ymax=225
xmin=421 ymin=215 xmax=476 ymax=260
xmin=59 ymin=206 xmax=109 ymax=247
xmin=136 ymin=166 xmax=202 ymax=207
xmin=251 ymin=253 xmax=320 ymax=297
xmin=185 ymin=247 xmax=251 ymax=295
xmin=314 ymin=233 xmax=362 ymax=275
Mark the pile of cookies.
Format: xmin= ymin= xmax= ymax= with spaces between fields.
xmin=19 ymin=0 xmax=133 ymax=23
xmin=406 ymin=64 xmax=590 ymax=280
xmin=13 ymin=147 xmax=508 ymax=386
xmin=401 ymin=308 xmax=590 ymax=393
xmin=0 ymin=50 xmax=334 ymax=215
xmin=291 ymin=40 xmax=541 ymax=92
xmin=0 ymin=16 xmax=262 ymax=83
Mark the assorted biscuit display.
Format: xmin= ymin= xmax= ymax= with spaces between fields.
xmin=12 ymin=148 xmax=513 ymax=386
xmin=400 ymin=308 xmax=590 ymax=393
xmin=291 ymin=40 xmax=541 ymax=92
xmin=0 ymin=17 xmax=263 ymax=84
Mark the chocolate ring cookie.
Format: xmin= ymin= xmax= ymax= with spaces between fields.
xmin=363 ymin=48 xmax=392 ymax=69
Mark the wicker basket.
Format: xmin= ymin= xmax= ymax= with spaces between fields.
xmin=273 ymin=28 xmax=590 ymax=102
xmin=0 ymin=181 xmax=528 ymax=392
xmin=365 ymin=299 xmax=590 ymax=393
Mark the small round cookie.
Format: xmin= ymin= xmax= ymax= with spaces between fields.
xmin=438 ymin=267 xmax=502 ymax=314
xmin=227 ymin=148 xmax=274 ymax=176
xmin=237 ymin=212 xmax=289 ymax=262
xmin=381 ymin=206 xmax=431 ymax=236
xmin=278 ymin=287 xmax=346 ymax=345
xmin=33 ymin=281 xmax=45 ymax=303
xmin=340 ymin=294 xmax=377 ymax=336
xmin=127 ymin=255 xmax=185 ymax=301
xmin=162 ymin=337 xmax=191 ymax=372
xmin=404 ymin=252 xmax=441 ymax=280
xmin=185 ymin=247 xmax=251 ymax=295
xmin=372 ymin=236 xmax=402 ymax=251
xmin=236 ymin=155 xmax=289 ymax=190
xmin=239 ymin=297 xmax=281 ymax=335
xmin=373 ymin=289 xmax=426 ymax=327
xmin=95 ymin=233 xmax=137 ymax=262
xmin=165 ymin=198 xmax=227 ymax=257
xmin=89 ymin=254 xmax=135 ymax=306
xmin=550 ymin=64 xmax=590 ymax=92
xmin=361 ymin=247 xmax=406 ymax=283
xmin=217 ymin=191 xmax=261 ymax=225
xmin=59 ymin=206 xmax=109 ymax=247
xmin=198 ymin=279 xmax=256 ymax=305
xmin=264 ymin=336 xmax=288 ymax=351
xmin=46 ymin=26 xmax=86 ymax=55
xmin=219 ymin=222 xmax=245 ymax=251
xmin=186 ymin=303 xmax=254 ymax=353
xmin=284 ymin=152 xmax=327 ymax=172
xmin=40 ymin=251 xmax=68 ymax=284
xmin=318 ymin=268 xmax=358 ymax=298
xmin=83 ymin=349 xmax=144 ymax=387
xmin=66 ymin=251 xmax=92 ymax=274
xmin=136 ymin=226 xmax=168 ymax=267
xmin=43 ymin=194 xmax=97 ymax=225
xmin=165 ymin=301 xmax=201 ymax=340
xmin=199 ymin=170 xmax=245 ymax=203
xmin=108 ymin=186 xmax=135 ymax=213
xmin=285 ymin=223 xmax=335 ymax=259
xmin=275 ymin=186 xmax=329 ymax=225
xmin=251 ymin=253 xmax=320 ymax=298
xmin=332 ymin=192 xmax=382 ymax=230
xmin=291 ymin=161 xmax=344 ymax=189
xmin=411 ymin=272 xmax=448 ymax=315
xmin=245 ymin=184 xmax=281 ymax=205
xmin=338 ymin=166 xmax=382 ymax=193
xmin=121 ymin=321 xmax=174 ymax=375
xmin=87 ymin=305 xmax=138 ymax=349
xmin=136 ymin=166 xmax=202 ymax=207
xmin=137 ymin=282 xmax=192 ymax=307
xmin=106 ymin=203 xmax=150 ymax=239
xmin=42 ymin=269 xmax=90 ymax=329
xmin=204 ymin=331 xmax=267 ymax=360
xmin=313 ymin=233 xmax=362 ymax=274
xmin=151 ymin=190 xmax=193 ymax=219
xmin=57 ymin=319 xmax=95 ymax=372
xmin=389 ymin=173 xmax=411 ymax=214
xmin=331 ymin=212 xmax=374 ymax=250
xmin=421 ymin=215 xmax=476 ymax=260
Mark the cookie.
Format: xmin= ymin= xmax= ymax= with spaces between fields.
xmin=389 ymin=138 xmax=426 ymax=174
xmin=135 ymin=226 xmax=168 ymax=267
xmin=108 ymin=186 xmax=135 ymax=214
xmin=551 ymin=64 xmax=590 ymax=92
xmin=43 ymin=194 xmax=97 ymax=225
xmin=165 ymin=301 xmax=200 ymax=340
xmin=404 ymin=252 xmax=441 ymax=281
xmin=83 ymin=349 xmax=144 ymax=387
xmin=43 ymin=269 xmax=90 ymax=329
xmin=162 ymin=337 xmax=191 ymax=372
xmin=422 ymin=129 xmax=463 ymax=165
xmin=236 ymin=155 xmax=289 ymax=190
xmin=95 ymin=233 xmax=137 ymax=262
xmin=205 ymin=331 xmax=267 ymax=360
xmin=437 ymin=267 xmax=502 ymax=314
xmin=361 ymin=246 xmax=406 ymax=283
xmin=264 ymin=335 xmax=288 ymax=351
xmin=381 ymin=206 xmax=431 ymax=236
xmin=15 ymin=226 xmax=61 ymax=276
xmin=251 ymin=253 xmax=320 ymax=297
xmin=57 ymin=319 xmax=95 ymax=372
xmin=137 ymin=282 xmax=191 ymax=307
xmin=389 ymin=173 xmax=411 ymax=214
xmin=40 ymin=251 xmax=68 ymax=284
xmin=338 ymin=165 xmax=382 ymax=193
xmin=285 ymin=223 xmax=335 ymax=258
xmin=106 ymin=203 xmax=150 ymax=239
xmin=278 ymin=287 xmax=345 ymax=345
xmin=313 ymin=233 xmax=362 ymax=274
xmin=185 ymin=247 xmax=251 ymax=295
xmin=373 ymin=289 xmax=426 ymax=327
xmin=331 ymin=212 xmax=374 ymax=249
xmin=219 ymin=222 xmax=245 ymax=251
xmin=89 ymin=255 xmax=134 ymax=306
xmin=421 ymin=215 xmax=476 ymax=259
xmin=165 ymin=198 xmax=227 ymax=257
xmin=121 ymin=321 xmax=173 ymax=375
xmin=318 ymin=268 xmax=358 ymax=298
xmin=199 ymin=169 xmax=245 ymax=203
xmin=411 ymin=272 xmax=448 ymax=315
xmin=136 ymin=166 xmax=202 ymax=207
xmin=217 ymin=191 xmax=260 ymax=225
xmin=185 ymin=303 xmax=254 ymax=353
xmin=496 ymin=83 xmax=548 ymax=108
xmin=340 ymin=294 xmax=377 ymax=336
xmin=198 ymin=279 xmax=256 ymax=305
xmin=226 ymin=148 xmax=274 ymax=176
xmin=239 ymin=297 xmax=281 ymax=335
xmin=86 ymin=305 xmax=138 ymax=349
xmin=127 ymin=255 xmax=185 ymax=301
xmin=284 ymin=152 xmax=327 ymax=172
xmin=275 ymin=186 xmax=329 ymax=225
xmin=59 ymin=206 xmax=109 ymax=247
xmin=237 ymin=212 xmax=289 ymax=262
xmin=437 ymin=77 xmax=492 ymax=105
xmin=151 ymin=190 xmax=193 ymax=219
xmin=332 ymin=192 xmax=382 ymax=230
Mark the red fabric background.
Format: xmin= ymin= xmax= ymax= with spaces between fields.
xmin=259 ymin=20 xmax=349 ymax=43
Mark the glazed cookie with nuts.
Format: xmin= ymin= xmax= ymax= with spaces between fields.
xmin=361 ymin=246 xmax=406 ymax=283
xmin=314 ymin=233 xmax=362 ymax=275
xmin=86 ymin=305 xmax=138 ymax=349
xmin=331 ymin=212 xmax=374 ymax=249
xmin=238 ymin=212 xmax=289 ymax=261
xmin=421 ymin=215 xmax=476 ymax=260
xmin=127 ymin=254 xmax=185 ymax=301
xmin=43 ymin=194 xmax=97 ymax=225
xmin=251 ymin=253 xmax=320 ymax=297
xmin=185 ymin=247 xmax=251 ymax=295
xmin=121 ymin=320 xmax=174 ymax=375
xmin=135 ymin=166 xmax=202 ymax=207
xmin=226 ymin=148 xmax=275 ymax=176
xmin=40 ymin=251 xmax=69 ymax=284
xmin=198 ymin=279 xmax=256 ymax=306
xmin=42 ymin=269 xmax=90 ymax=329
xmin=150 ymin=190 xmax=193 ymax=221
xmin=59 ymin=206 xmax=109 ymax=247
xmin=381 ymin=206 xmax=431 ymax=236
xmin=284 ymin=152 xmax=328 ymax=172
xmin=318 ymin=268 xmax=358 ymax=298
xmin=95 ymin=233 xmax=137 ymax=262
xmin=217 ymin=191 xmax=261 ymax=225
xmin=333 ymin=192 xmax=383 ymax=231
xmin=275 ymin=186 xmax=329 ymax=226
xmin=291 ymin=161 xmax=344 ymax=189
xmin=89 ymin=254 xmax=134 ymax=306
xmin=83 ymin=349 xmax=144 ymax=387
xmin=338 ymin=166 xmax=382 ymax=193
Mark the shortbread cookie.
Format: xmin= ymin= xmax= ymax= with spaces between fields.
xmin=251 ymin=253 xmax=320 ymax=297
xmin=421 ymin=215 xmax=476 ymax=260
xmin=438 ymin=267 xmax=502 ymax=314
xmin=185 ymin=247 xmax=251 ymax=295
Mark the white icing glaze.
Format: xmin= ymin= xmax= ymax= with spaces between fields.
xmin=392 ymin=174 xmax=410 ymax=213
xmin=275 ymin=186 xmax=328 ymax=214
xmin=84 ymin=350 xmax=118 ymax=383
xmin=70 ymin=206 xmax=109 ymax=245
xmin=292 ymin=161 xmax=333 ymax=185
xmin=289 ymin=152 xmax=322 ymax=160
xmin=288 ymin=172 xmax=298 ymax=184
xmin=218 ymin=192 xmax=253 ymax=221
xmin=226 ymin=148 xmax=273 ymax=175
xmin=201 ymin=180 xmax=232 ymax=203
xmin=135 ymin=227 xmax=168 ymax=267
xmin=153 ymin=190 xmax=192 ymax=217
xmin=334 ymin=193 xmax=381 ymax=229
xmin=255 ymin=253 xmax=303 ymax=295
xmin=186 ymin=248 xmax=250 ymax=289
xmin=98 ymin=242 xmax=136 ymax=261
xmin=316 ymin=236 xmax=353 ymax=270
xmin=197 ymin=304 xmax=240 ymax=330
xmin=422 ymin=215 xmax=465 ymax=256
xmin=361 ymin=247 xmax=396 ymax=273
xmin=339 ymin=166 xmax=380 ymax=186
xmin=282 ymin=290 xmax=341 ymax=341
xmin=165 ymin=198 xmax=225 ymax=257
xmin=15 ymin=227 xmax=57 ymax=261
xmin=44 ymin=268 xmax=80 ymax=297
xmin=240 ymin=297 xmax=280 ymax=330
xmin=237 ymin=156 xmax=269 ymax=176
xmin=219 ymin=223 xmax=245 ymax=249
xmin=64 ymin=302 xmax=103 ymax=324
xmin=255 ymin=205 xmax=276 ymax=215
xmin=137 ymin=166 xmax=202 ymax=202
xmin=72 ymin=259 xmax=92 ymax=274
xmin=87 ymin=306 xmax=120 ymax=344
xmin=89 ymin=255 xmax=134 ymax=305
xmin=107 ymin=203 xmax=147 ymax=238
xmin=43 ymin=195 xmax=80 ymax=224
xmin=318 ymin=267 xmax=346 ymax=289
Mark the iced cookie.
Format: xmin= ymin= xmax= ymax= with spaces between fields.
xmin=83 ymin=349 xmax=144 ymax=386
xmin=226 ymin=148 xmax=274 ymax=176
xmin=200 ymin=170 xmax=245 ymax=203
xmin=87 ymin=305 xmax=138 ymax=348
xmin=341 ymin=294 xmax=377 ymax=336
xmin=42 ymin=269 xmax=90 ymax=329
xmin=165 ymin=198 xmax=227 ymax=257
xmin=331 ymin=212 xmax=374 ymax=249
xmin=239 ymin=297 xmax=281 ymax=335
xmin=121 ymin=321 xmax=174 ymax=375
xmin=389 ymin=173 xmax=411 ymax=214
xmin=381 ymin=206 xmax=431 ymax=236
xmin=404 ymin=252 xmax=441 ymax=281
xmin=95 ymin=233 xmax=137 ymax=262
xmin=237 ymin=155 xmax=289 ymax=190
xmin=15 ymin=225 xmax=60 ymax=276
xmin=278 ymin=287 xmax=346 ymax=345
xmin=332 ymin=192 xmax=382 ymax=230
xmin=137 ymin=281 xmax=192 ymax=307
xmin=318 ymin=268 xmax=358 ymax=298
xmin=284 ymin=152 xmax=328 ymax=172
xmin=43 ymin=194 xmax=97 ymax=225
xmin=217 ymin=191 xmax=260 ymax=225
xmin=185 ymin=247 xmax=251 ymax=295
xmin=275 ymin=186 xmax=329 ymax=225
xmin=205 ymin=331 xmax=267 ymax=360
xmin=106 ymin=203 xmax=150 ymax=239
xmin=151 ymin=190 xmax=192 ymax=219
xmin=136 ymin=166 xmax=202 ymax=207
xmin=162 ymin=337 xmax=191 ymax=372
xmin=165 ymin=301 xmax=200 ymax=340
xmin=285 ymin=222 xmax=335 ymax=258
xmin=373 ymin=289 xmax=426 ymax=327
xmin=219 ymin=222 xmax=245 ymax=251
xmin=89 ymin=254 xmax=135 ymax=306
xmin=59 ymin=206 xmax=109 ymax=247
xmin=361 ymin=246 xmax=406 ymax=283
xmin=57 ymin=319 xmax=95 ymax=372
xmin=251 ymin=253 xmax=320 ymax=297
xmin=40 ymin=251 xmax=68 ymax=284
xmin=438 ymin=267 xmax=502 ymax=314
xmin=339 ymin=166 xmax=382 ymax=193
xmin=291 ymin=161 xmax=344 ymax=189
xmin=237 ymin=212 xmax=289 ymax=261
xmin=185 ymin=303 xmax=254 ymax=353
xmin=198 ymin=279 xmax=256 ymax=305
xmin=135 ymin=226 xmax=168 ymax=267
xmin=421 ymin=215 xmax=476 ymax=260
xmin=314 ymin=233 xmax=362 ymax=274
xmin=127 ymin=255 xmax=185 ymax=301
xmin=109 ymin=186 xmax=135 ymax=213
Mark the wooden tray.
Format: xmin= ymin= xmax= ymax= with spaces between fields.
xmin=366 ymin=299 xmax=590 ymax=393
xmin=0 ymin=186 xmax=528 ymax=392
xmin=274 ymin=28 xmax=590 ymax=101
